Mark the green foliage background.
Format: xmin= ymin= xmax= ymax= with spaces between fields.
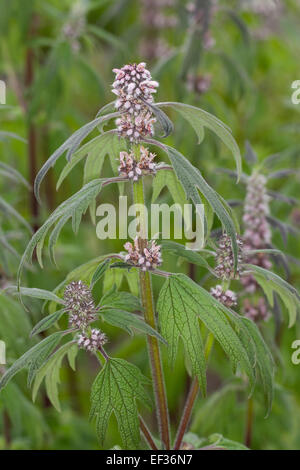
xmin=0 ymin=0 xmax=300 ymax=449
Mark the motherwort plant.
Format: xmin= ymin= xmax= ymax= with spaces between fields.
xmin=1 ymin=63 xmax=299 ymax=450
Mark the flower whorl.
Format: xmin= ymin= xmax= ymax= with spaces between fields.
xmin=214 ymin=234 xmax=243 ymax=280
xmin=210 ymin=285 xmax=237 ymax=308
xmin=241 ymin=173 xmax=272 ymax=293
xmin=64 ymin=281 xmax=97 ymax=329
xmin=118 ymin=146 xmax=156 ymax=181
xmin=77 ymin=328 xmax=108 ymax=353
xmin=112 ymin=62 xmax=158 ymax=142
xmin=124 ymin=237 xmax=162 ymax=271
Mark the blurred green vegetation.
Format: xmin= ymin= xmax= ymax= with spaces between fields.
xmin=0 ymin=0 xmax=300 ymax=450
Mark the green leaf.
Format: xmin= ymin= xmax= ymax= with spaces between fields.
xmin=91 ymin=259 xmax=110 ymax=288
xmin=157 ymin=275 xmax=207 ymax=395
xmin=157 ymin=102 xmax=242 ymax=180
xmin=30 ymin=310 xmax=65 ymax=337
xmin=100 ymin=288 xmax=141 ymax=312
xmin=0 ymin=332 xmax=65 ymax=390
xmin=90 ymin=358 xmax=150 ymax=449
xmin=100 ymin=308 xmax=167 ymax=344
xmin=7 ymin=286 xmax=64 ymax=304
xmin=160 ymin=240 xmax=215 ymax=273
xmin=244 ymin=264 xmax=300 ymax=327
xmin=207 ymin=433 xmax=249 ymax=450
xmin=152 ymin=169 xmax=192 ymax=229
xmin=34 ymin=113 xmax=119 ymax=203
xmin=157 ymin=274 xmax=256 ymax=394
xmin=162 ymin=145 xmax=238 ymax=269
xmin=32 ymin=341 xmax=76 ymax=411
xmin=240 ymin=318 xmax=274 ymax=416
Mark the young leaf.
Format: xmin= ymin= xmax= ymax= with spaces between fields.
xmin=32 ymin=341 xmax=77 ymax=411
xmin=100 ymin=288 xmax=141 ymax=312
xmin=157 ymin=274 xmax=255 ymax=394
xmin=30 ymin=310 xmax=65 ymax=337
xmin=160 ymin=240 xmax=215 ymax=273
xmin=157 ymin=102 xmax=242 ymax=180
xmin=0 ymin=332 xmax=65 ymax=390
xmin=90 ymin=358 xmax=150 ymax=449
xmin=90 ymin=259 xmax=110 ymax=288
xmin=100 ymin=308 xmax=167 ymax=344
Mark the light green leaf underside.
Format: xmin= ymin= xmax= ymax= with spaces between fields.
xmin=90 ymin=358 xmax=150 ymax=449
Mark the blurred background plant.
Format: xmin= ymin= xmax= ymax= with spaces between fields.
xmin=0 ymin=0 xmax=300 ymax=449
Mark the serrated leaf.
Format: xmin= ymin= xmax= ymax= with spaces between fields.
xmin=30 ymin=309 xmax=65 ymax=337
xmin=0 ymin=332 xmax=65 ymax=390
xmin=90 ymin=358 xmax=150 ymax=449
xmin=32 ymin=341 xmax=76 ymax=411
xmin=157 ymin=274 xmax=256 ymax=394
xmin=157 ymin=102 xmax=241 ymax=180
xmin=100 ymin=308 xmax=167 ymax=344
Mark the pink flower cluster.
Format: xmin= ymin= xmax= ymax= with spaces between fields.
xmin=112 ymin=63 xmax=158 ymax=142
xmin=77 ymin=328 xmax=108 ymax=353
xmin=124 ymin=237 xmax=162 ymax=271
xmin=210 ymin=285 xmax=237 ymax=308
xmin=214 ymin=234 xmax=243 ymax=280
xmin=241 ymin=173 xmax=272 ymax=293
xmin=118 ymin=146 xmax=156 ymax=181
xmin=64 ymin=281 xmax=96 ymax=329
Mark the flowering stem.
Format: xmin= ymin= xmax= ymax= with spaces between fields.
xmin=173 ymin=332 xmax=214 ymax=450
xmin=132 ymin=148 xmax=170 ymax=450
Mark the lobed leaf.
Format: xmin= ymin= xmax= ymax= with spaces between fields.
xmin=90 ymin=358 xmax=150 ymax=449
